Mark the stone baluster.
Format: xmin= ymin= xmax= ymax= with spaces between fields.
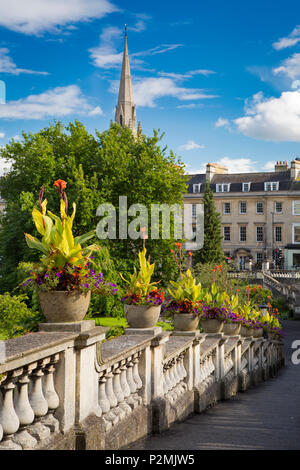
xmin=162 ymin=366 xmax=169 ymax=395
xmin=43 ymin=355 xmax=60 ymax=412
xmin=204 ymin=357 xmax=209 ymax=380
xmin=98 ymin=372 xmax=110 ymax=414
xmin=126 ymin=357 xmax=137 ymax=394
xmin=211 ymin=354 xmax=215 ymax=375
xmin=0 ymin=373 xmax=20 ymax=436
xmin=120 ymin=360 xmax=131 ymax=398
xmin=132 ymin=352 xmax=143 ymax=390
xmin=178 ymin=354 xmax=185 ymax=381
xmin=29 ymin=360 xmax=49 ymax=419
xmin=173 ymin=358 xmax=181 ymax=385
xmin=105 ymin=368 xmax=118 ymax=409
xmin=163 ymin=365 xmax=172 ymax=392
xmin=168 ymin=362 xmax=176 ymax=389
xmin=207 ymin=355 xmax=212 ymax=377
xmin=178 ymin=353 xmax=186 ymax=380
xmin=14 ymin=367 xmax=35 ymax=427
xmin=199 ymin=359 xmax=204 ymax=382
xmin=112 ymin=363 xmax=124 ymax=404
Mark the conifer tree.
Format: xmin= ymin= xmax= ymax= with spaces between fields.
xmin=193 ymin=181 xmax=225 ymax=265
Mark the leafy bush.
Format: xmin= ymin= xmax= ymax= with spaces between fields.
xmin=87 ymin=246 xmax=125 ymax=318
xmin=0 ymin=293 xmax=43 ymax=338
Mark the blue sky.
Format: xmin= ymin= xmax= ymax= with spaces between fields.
xmin=1 ymin=0 xmax=300 ymax=175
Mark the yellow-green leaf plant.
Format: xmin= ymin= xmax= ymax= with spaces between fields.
xmin=25 ymin=184 xmax=98 ymax=270
xmin=168 ymin=269 xmax=204 ymax=302
xmin=120 ymin=248 xmax=159 ymax=297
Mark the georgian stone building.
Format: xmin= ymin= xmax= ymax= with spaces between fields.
xmin=185 ymin=160 xmax=300 ymax=270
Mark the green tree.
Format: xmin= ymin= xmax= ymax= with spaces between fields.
xmin=193 ymin=181 xmax=225 ymax=265
xmin=0 ymin=121 xmax=188 ymax=292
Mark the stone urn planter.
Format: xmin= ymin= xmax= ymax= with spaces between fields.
xmin=240 ymin=325 xmax=255 ymax=337
xmin=124 ymin=304 xmax=161 ymax=328
xmin=173 ymin=313 xmax=199 ymax=332
xmin=253 ymin=328 xmax=263 ymax=338
xmin=39 ymin=290 xmax=91 ymax=323
xmin=200 ymin=318 xmax=224 ymax=334
xmin=223 ymin=323 xmax=241 ymax=336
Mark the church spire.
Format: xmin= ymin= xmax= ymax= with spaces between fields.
xmin=115 ymin=26 xmax=137 ymax=136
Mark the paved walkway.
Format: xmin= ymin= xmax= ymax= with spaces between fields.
xmin=130 ymin=320 xmax=300 ymax=450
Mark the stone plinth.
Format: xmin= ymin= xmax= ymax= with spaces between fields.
xmin=172 ymin=330 xmax=200 ymax=337
xmin=124 ymin=326 xmax=162 ymax=336
xmin=39 ymin=320 xmax=96 ymax=333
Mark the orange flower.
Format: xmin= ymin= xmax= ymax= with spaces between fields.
xmin=53 ymin=179 xmax=67 ymax=192
xmin=188 ymin=251 xmax=193 ymax=257
xmin=175 ymin=242 xmax=182 ymax=248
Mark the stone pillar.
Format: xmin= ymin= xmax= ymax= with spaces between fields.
xmin=183 ymin=344 xmax=194 ymax=391
xmin=193 ymin=338 xmax=203 ymax=387
xmin=74 ymin=328 xmax=106 ymax=424
xmin=54 ymin=347 xmax=77 ymax=433
xmin=138 ymin=346 xmax=152 ymax=405
xmin=151 ymin=333 xmax=170 ymax=399
xmin=214 ymin=335 xmax=227 ymax=381
xmin=234 ymin=339 xmax=242 ymax=376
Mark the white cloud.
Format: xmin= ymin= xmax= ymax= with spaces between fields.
xmin=273 ymin=26 xmax=300 ymax=50
xmin=179 ymin=140 xmax=205 ymax=151
xmin=176 ymin=103 xmax=203 ymax=109
xmin=188 ymin=157 xmax=258 ymax=174
xmin=133 ymin=77 xmax=217 ymax=107
xmin=0 ymin=132 xmax=5 ymax=138
xmin=217 ymin=157 xmax=257 ymax=173
xmin=89 ymin=27 xmax=182 ymax=70
xmin=0 ymin=85 xmax=103 ymax=120
xmin=89 ymin=26 xmax=123 ymax=69
xmin=263 ymin=161 xmax=276 ymax=171
xmin=215 ymin=117 xmax=230 ymax=128
xmin=234 ymin=90 xmax=300 ymax=142
xmin=159 ymin=69 xmax=215 ymax=80
xmin=273 ymin=53 xmax=300 ymax=80
xmin=0 ymin=0 xmax=117 ymax=35
xmin=0 ymin=48 xmax=48 ymax=75
xmin=292 ymin=80 xmax=300 ymax=89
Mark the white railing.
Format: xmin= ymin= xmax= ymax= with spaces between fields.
xmin=162 ymin=352 xmax=187 ymax=404
xmin=0 ymin=354 xmax=60 ymax=449
xmin=96 ymin=352 xmax=143 ymax=431
xmin=0 ymin=324 xmax=284 ymax=451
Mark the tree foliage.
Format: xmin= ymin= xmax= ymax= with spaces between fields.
xmin=0 ymin=121 xmax=188 ymax=292
xmin=193 ymin=181 xmax=225 ymax=265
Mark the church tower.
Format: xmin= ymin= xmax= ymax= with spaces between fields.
xmin=115 ymin=26 xmax=138 ymax=136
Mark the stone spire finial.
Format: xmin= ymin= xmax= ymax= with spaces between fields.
xmin=115 ymin=27 xmax=137 ymax=136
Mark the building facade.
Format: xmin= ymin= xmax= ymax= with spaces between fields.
xmin=185 ymin=160 xmax=300 ymax=270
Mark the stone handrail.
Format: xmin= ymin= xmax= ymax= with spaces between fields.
xmin=0 ymin=325 xmax=284 ymax=450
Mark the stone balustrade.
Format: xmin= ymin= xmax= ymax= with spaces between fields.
xmin=0 ymin=325 xmax=284 ymax=451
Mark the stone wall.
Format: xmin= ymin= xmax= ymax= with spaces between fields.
xmin=0 ymin=324 xmax=284 ymax=450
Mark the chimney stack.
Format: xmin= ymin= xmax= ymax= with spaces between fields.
xmin=291 ymin=159 xmax=300 ymax=180
xmin=275 ymin=161 xmax=288 ymax=172
xmin=206 ymin=163 xmax=228 ymax=181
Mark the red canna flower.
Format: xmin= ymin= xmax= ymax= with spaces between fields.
xmin=54 ymin=179 xmax=67 ymax=198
